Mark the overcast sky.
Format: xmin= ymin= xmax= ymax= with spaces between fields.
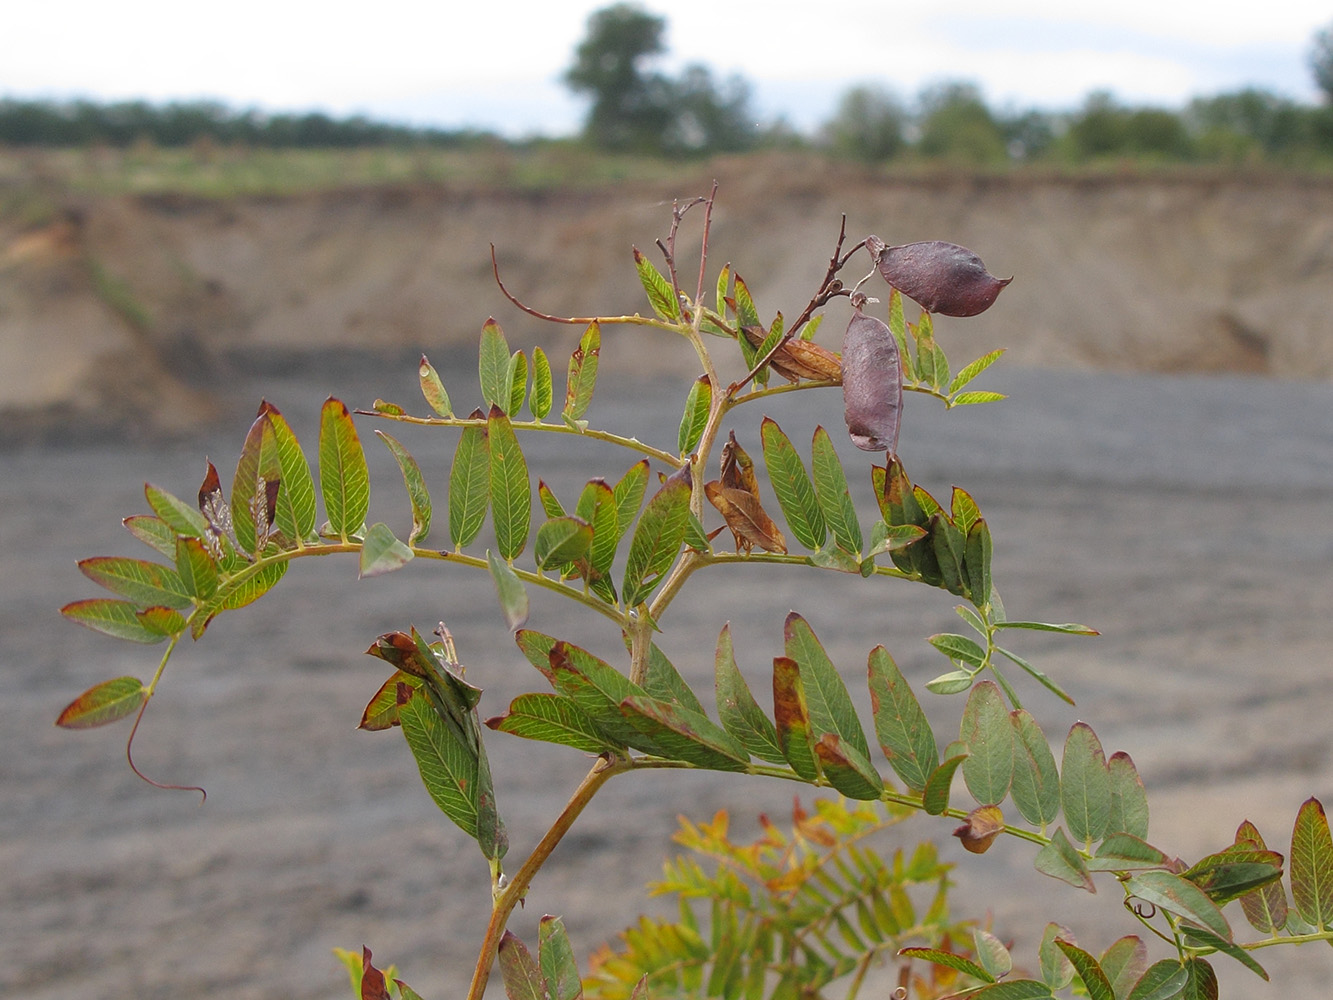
xmin=4 ymin=1 xmax=1330 ymax=136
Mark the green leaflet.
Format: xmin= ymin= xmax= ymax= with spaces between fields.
xmin=1062 ymin=722 xmax=1112 ymax=847
xmin=1291 ymin=796 xmax=1333 ymax=930
xmin=487 ymin=548 xmax=530 ymax=632
xmin=359 ymin=523 xmax=414 ymax=578
xmin=448 ymin=409 xmax=490 ymax=549
xmin=760 ymin=416 xmax=825 ymax=552
xmin=530 ymin=346 xmax=553 ymax=419
xmin=376 ymin=429 xmax=432 ymax=545
xmin=534 ymin=516 xmax=593 ymax=570
xmin=399 ymin=686 xmax=478 ymax=839
xmin=611 ymin=459 xmax=650 ymax=544
xmin=813 ymin=733 xmax=884 ymax=800
xmin=418 ymin=354 xmax=453 ymax=417
xmin=922 ymin=753 xmax=967 ymax=815
xmin=488 ymin=407 xmax=531 ymax=561
xmin=77 ymin=556 xmax=192 ymax=610
xmin=1053 ymin=941 xmax=1115 ymax=1000
xmin=318 ymin=397 xmax=370 ymax=541
xmin=231 ymin=406 xmax=281 ymax=556
xmin=952 ymin=391 xmax=1008 ymax=406
xmin=55 ymin=675 xmax=147 ymax=728
xmin=898 ymin=947 xmax=994 ymax=985
xmin=772 ymin=655 xmax=818 ymax=781
xmin=1124 ymin=871 xmax=1232 ymax=941
xmin=563 ymin=322 xmax=600 ymax=422
xmin=546 ymin=640 xmax=659 ymax=753
xmin=867 ymin=644 xmax=937 ymax=792
xmin=538 ymin=916 xmax=582 ymax=1000
xmin=678 ymin=375 xmax=711 ymax=455
xmin=622 ymin=467 xmax=691 ymax=608
xmin=1236 ymin=820 xmax=1289 ymax=934
xmin=1034 ymin=827 xmax=1095 ymax=892
xmin=949 ymin=348 xmax=1006 ymax=395
xmin=485 ymin=692 xmax=617 ymax=755
xmin=60 ymin=599 xmax=170 ymax=645
xmin=810 ymin=425 xmax=862 ymax=555
xmin=619 ymin=695 xmax=750 ymax=771
xmin=174 ymin=535 xmax=219 ymax=602
xmin=1099 ymin=937 xmax=1148 ymax=1000
xmin=506 ymin=349 xmax=529 ymax=418
xmin=1125 ymin=960 xmax=1190 ymax=1000
xmin=497 ymin=932 xmax=545 ymax=1000
xmin=218 ymin=560 xmax=287 ymax=612
xmin=1010 ymin=709 xmax=1061 ymax=829
xmin=262 ymin=402 xmax=318 ymax=545
xmin=122 ymin=514 xmax=176 ymax=559
xmin=479 ymin=317 xmax=511 ymax=411
xmin=959 ymin=681 xmax=1014 ymax=807
xmin=714 ymin=623 xmax=785 ymax=765
xmin=1107 ymin=751 xmax=1150 ymax=840
xmin=576 ymin=479 xmax=619 ymax=583
xmin=144 ymin=482 xmax=209 ymax=540
xmin=783 ymin=613 xmax=870 ymax=759
xmin=634 ymin=246 xmax=681 ymax=321
xmin=639 ymin=641 xmax=706 ymax=716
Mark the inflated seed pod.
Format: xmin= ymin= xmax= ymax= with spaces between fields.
xmin=867 ymin=236 xmax=1011 ymax=317
xmin=841 ymin=300 xmax=902 ymax=454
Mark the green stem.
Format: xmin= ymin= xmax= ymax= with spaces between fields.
xmin=465 ymin=753 xmax=632 ymax=1000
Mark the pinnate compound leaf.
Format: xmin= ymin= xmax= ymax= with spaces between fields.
xmin=78 ymin=556 xmax=192 ymax=610
xmin=563 ymin=322 xmax=600 ymax=421
xmin=1010 ymin=709 xmax=1062 ymax=829
xmin=485 ymin=692 xmax=619 ymax=754
xmin=535 ymin=516 xmax=593 ymax=570
xmin=868 ymin=644 xmax=937 ymax=791
xmin=677 ymin=375 xmax=711 ymax=455
xmin=715 ymin=624 xmax=784 ymax=765
xmin=1035 ymin=827 xmax=1096 ymax=892
xmin=418 ymin=354 xmax=453 ymax=416
xmin=359 ymin=522 xmax=414 ymax=578
xmin=498 ymin=931 xmax=545 ymax=1000
xmin=1126 ymin=871 xmax=1232 ymax=941
xmin=487 ymin=548 xmax=530 ymax=632
xmin=449 ymin=410 xmax=490 ymax=549
xmin=1062 ymin=722 xmax=1112 ymax=847
xmin=897 ymin=947 xmax=994 ymax=984
xmin=56 ymin=676 xmax=146 ymax=728
xmin=1054 ymin=941 xmax=1114 ymax=1000
xmin=319 ymin=398 xmax=370 ymax=540
xmin=531 ymin=346 xmax=553 ymax=419
xmin=922 ymin=753 xmax=968 ymax=815
xmin=539 ymin=916 xmax=582 ymax=1000
xmin=1235 ymin=820 xmax=1288 ymax=933
xmin=622 ymin=466 xmax=691 ymax=608
xmin=810 ymin=426 xmax=862 ymax=555
xmin=262 ymin=402 xmax=317 ymax=544
xmin=959 ymin=681 xmax=1014 ymax=807
xmin=1290 ymin=796 xmax=1333 ymax=929
xmin=62 ymin=598 xmax=169 ymax=644
xmin=783 ymin=612 xmax=870 ymax=759
xmin=398 ymin=687 xmax=478 ymax=839
xmin=488 ymin=406 xmax=531 ymax=561
xmin=760 ymin=417 xmax=825 ymax=551
xmin=634 ymin=246 xmax=681 ymax=321
xmin=772 ymin=656 xmax=818 ymax=781
xmin=478 ymin=317 xmax=511 ymax=411
xmin=1107 ymin=751 xmax=1150 ymax=840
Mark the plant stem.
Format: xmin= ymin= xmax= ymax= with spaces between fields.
xmin=465 ymin=753 xmax=632 ymax=1000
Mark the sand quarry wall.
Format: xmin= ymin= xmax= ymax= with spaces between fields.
xmin=2 ymin=161 xmax=1332 ymax=439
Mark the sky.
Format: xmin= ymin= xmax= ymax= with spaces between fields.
xmin=4 ymin=1 xmax=1330 ymax=137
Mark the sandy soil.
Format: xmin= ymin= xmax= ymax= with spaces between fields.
xmin=5 ymin=348 xmax=1333 ymax=998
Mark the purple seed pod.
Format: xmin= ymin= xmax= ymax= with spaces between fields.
xmin=867 ymin=236 xmax=1012 ymax=317
xmin=842 ymin=302 xmax=902 ymax=454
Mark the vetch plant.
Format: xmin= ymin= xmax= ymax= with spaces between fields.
xmin=59 ymin=186 xmax=1333 ymax=1000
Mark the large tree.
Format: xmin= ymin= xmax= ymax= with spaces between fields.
xmin=563 ymin=3 xmax=672 ymax=152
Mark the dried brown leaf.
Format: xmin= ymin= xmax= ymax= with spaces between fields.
xmin=705 ymin=481 xmax=787 ymax=555
xmin=954 ymin=803 xmax=1005 ymax=854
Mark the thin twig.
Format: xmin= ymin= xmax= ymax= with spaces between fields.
xmin=695 ymin=180 xmax=719 ymax=312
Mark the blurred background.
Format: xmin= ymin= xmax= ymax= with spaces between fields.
xmin=3 ymin=3 xmax=1332 ymax=999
